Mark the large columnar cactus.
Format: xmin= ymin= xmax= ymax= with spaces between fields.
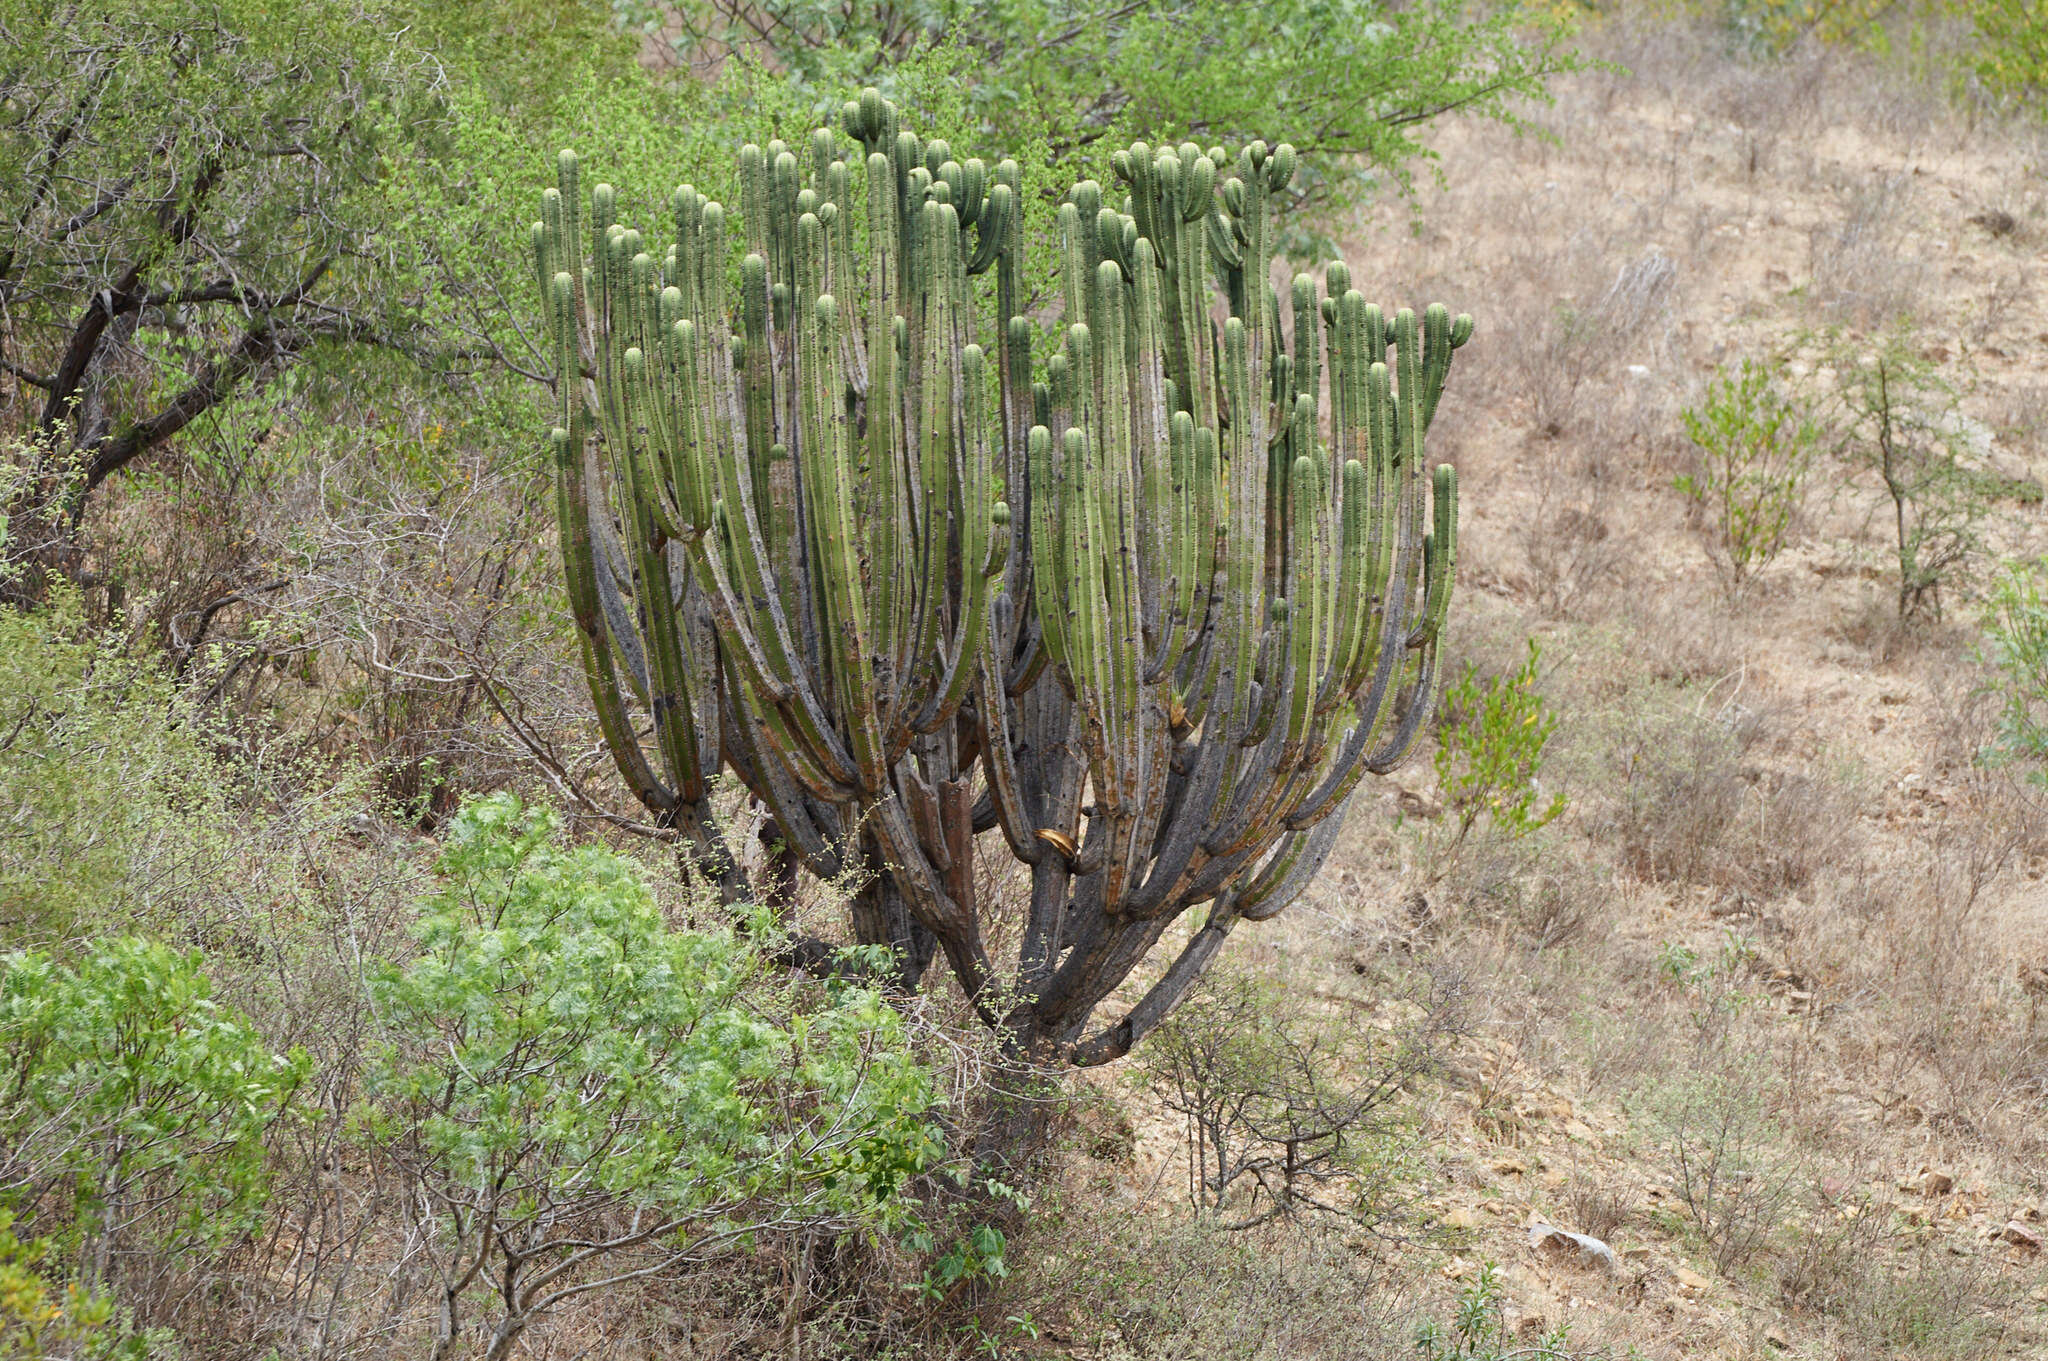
xmin=532 ymin=95 xmax=1467 ymax=1072
xmin=988 ymin=141 xmax=1464 ymax=1064
xmin=534 ymin=95 xmax=1027 ymax=994
xmin=536 ymin=93 xmax=1032 ymax=986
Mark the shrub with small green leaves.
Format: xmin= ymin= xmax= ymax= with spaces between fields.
xmin=1641 ymin=1062 xmax=1802 ymax=1275
xmin=1677 ymin=359 xmax=1822 ymax=589
xmin=1981 ymin=558 xmax=2048 ymax=783
xmin=1965 ymin=0 xmax=2048 ymax=117
xmin=1414 ymin=1261 xmax=1594 ymax=1359
xmin=0 ymin=938 xmax=308 ymax=1282
xmin=0 ymin=1212 xmax=164 ymax=1361
xmin=611 ymin=0 xmax=1582 ymax=246
xmin=1717 ymin=0 xmax=1897 ymax=55
xmin=907 ymin=1220 xmax=1012 ymax=1307
xmin=0 ymin=595 xmax=236 ymax=945
xmin=361 ymin=793 xmax=943 ymax=1361
xmin=1433 ymin=638 xmax=1568 ymax=851
xmin=1820 ymin=331 xmax=2011 ymax=620
xmin=0 ymin=590 xmax=375 ymax=957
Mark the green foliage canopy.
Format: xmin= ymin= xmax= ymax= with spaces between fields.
xmin=1982 ymin=558 xmax=2048 ymax=783
xmin=0 ymin=595 xmax=253 ymax=944
xmin=624 ymin=0 xmax=1581 ymax=240
xmin=0 ymin=1210 xmax=162 ymax=1361
xmin=0 ymin=939 xmax=308 ymax=1273
xmin=1817 ymin=330 xmax=2012 ymax=620
xmin=1433 ymin=636 xmax=1567 ymax=845
xmin=1677 ymin=357 xmax=1822 ymax=589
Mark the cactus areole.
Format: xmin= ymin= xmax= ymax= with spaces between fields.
xmin=533 ymin=91 xmax=1467 ymax=1072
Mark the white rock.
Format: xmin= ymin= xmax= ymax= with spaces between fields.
xmin=1528 ymin=1221 xmax=1620 ymax=1273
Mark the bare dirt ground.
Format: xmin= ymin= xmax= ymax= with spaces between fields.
xmin=1065 ymin=14 xmax=2048 ymax=1360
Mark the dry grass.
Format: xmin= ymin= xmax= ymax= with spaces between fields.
xmin=1807 ymin=170 xmax=1927 ymax=326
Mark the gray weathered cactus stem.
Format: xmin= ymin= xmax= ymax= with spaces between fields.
xmin=533 ymin=98 xmax=1468 ymax=1069
xmin=1007 ymin=139 xmax=1464 ymax=1064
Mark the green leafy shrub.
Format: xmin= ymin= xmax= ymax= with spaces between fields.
xmin=1819 ymin=331 xmax=2023 ymax=620
xmin=361 ymin=793 xmax=942 ymax=1361
xmin=616 ymin=0 xmax=1581 ymax=241
xmin=1433 ymin=638 xmax=1568 ymax=849
xmin=0 ymin=1212 xmax=164 ymax=1360
xmin=0 ymin=597 xmax=236 ymax=945
xmin=0 ymin=594 xmax=374 ymax=957
xmin=1641 ymin=1063 xmax=1802 ymax=1274
xmin=1965 ymin=0 xmax=2048 ymax=115
xmin=1652 ymin=928 xmax=1771 ymax=1053
xmin=1981 ymin=558 xmax=2048 ymax=782
xmin=1717 ymin=0 xmax=1898 ymax=55
xmin=0 ymin=939 xmax=308 ymax=1281
xmin=1414 ymin=1261 xmax=1593 ymax=1359
xmin=1677 ymin=359 xmax=1822 ymax=589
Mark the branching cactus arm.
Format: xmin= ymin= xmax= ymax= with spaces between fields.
xmin=1018 ymin=138 xmax=1470 ymax=1055
xmin=536 ymin=96 xmax=1018 ymax=995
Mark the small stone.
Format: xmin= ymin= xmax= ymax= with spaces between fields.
xmin=1905 ymin=1168 xmax=1953 ymax=1197
xmin=1670 ymin=1265 xmax=1711 ymax=1295
xmin=2002 ymin=1220 xmax=2043 ymax=1252
xmin=1396 ymin=787 xmax=1444 ymax=820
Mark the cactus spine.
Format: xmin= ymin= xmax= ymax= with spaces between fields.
xmin=535 ymin=97 xmax=1469 ymax=1070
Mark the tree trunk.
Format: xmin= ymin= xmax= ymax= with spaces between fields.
xmin=971 ymin=1011 xmax=1063 ymax=1178
xmin=428 ymin=1286 xmax=462 ymax=1361
xmin=482 ymin=1312 xmax=529 ymax=1361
